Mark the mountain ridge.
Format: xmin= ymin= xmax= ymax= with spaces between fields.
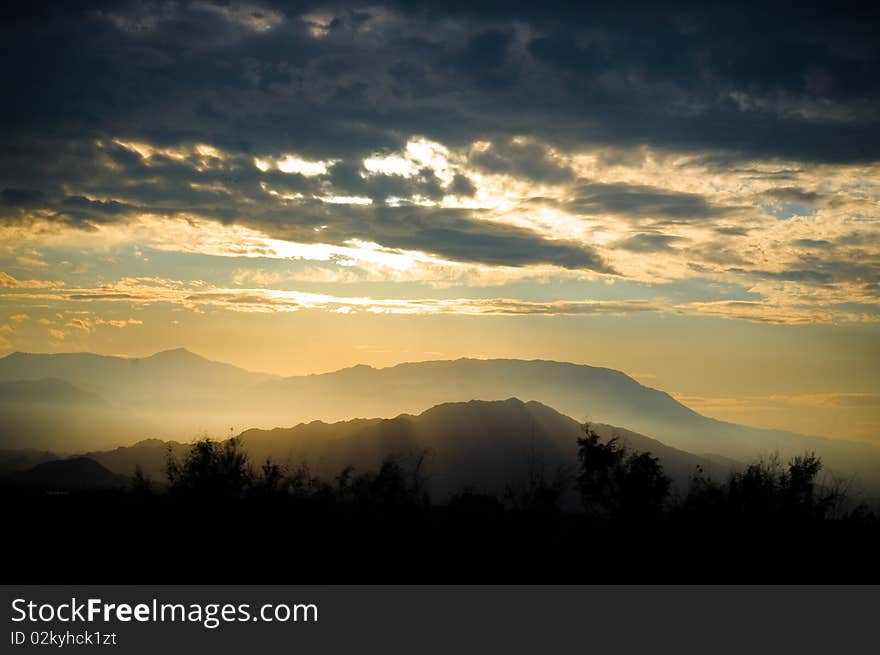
xmin=1 ymin=348 xmax=878 ymax=492
xmin=4 ymin=398 xmax=731 ymax=500
xmin=0 ymin=456 xmax=130 ymax=490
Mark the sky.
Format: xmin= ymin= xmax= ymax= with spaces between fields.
xmin=1 ymin=1 xmax=879 ymax=443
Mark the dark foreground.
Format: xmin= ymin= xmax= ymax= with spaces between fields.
xmin=4 ymin=432 xmax=878 ymax=583
xmin=4 ymin=489 xmax=879 ymax=584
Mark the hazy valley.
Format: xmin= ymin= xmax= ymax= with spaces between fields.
xmin=1 ymin=348 xmax=878 ymax=497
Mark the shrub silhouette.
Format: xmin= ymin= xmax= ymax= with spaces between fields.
xmin=131 ymin=464 xmax=153 ymax=497
xmin=682 ymin=451 xmax=847 ymax=522
xmin=7 ymin=423 xmax=880 ymax=585
xmin=503 ymin=459 xmax=567 ymax=514
xmin=150 ymin=427 xmax=864 ymax=529
xmin=247 ymin=458 xmax=291 ymax=499
xmin=165 ymin=436 xmax=252 ymax=500
xmin=285 ymin=462 xmax=329 ymax=499
xmin=348 ymin=454 xmax=430 ymax=508
xmin=575 ymin=423 xmax=671 ymax=520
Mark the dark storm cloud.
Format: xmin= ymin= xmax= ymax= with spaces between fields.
xmin=248 ymin=202 xmax=612 ymax=271
xmin=730 ymin=258 xmax=880 ymax=286
xmin=469 ymin=140 xmax=574 ymax=184
xmin=62 ymin=195 xmax=133 ymax=216
xmin=392 ymin=226 xmax=601 ymax=269
xmin=3 ymin=1 xmax=878 ymax=162
xmin=762 ymin=188 xmax=824 ymax=206
xmin=326 ymin=163 xmax=447 ymax=203
xmin=2 ymin=0 xmax=878 ymax=271
xmin=362 ymin=207 xmax=612 ymax=271
xmin=714 ymin=226 xmax=750 ymax=237
xmin=616 ymin=232 xmax=684 ymax=253
xmin=0 ymin=132 xmax=608 ymax=270
xmin=566 ymin=182 xmax=729 ymax=222
xmin=1 ymin=188 xmax=46 ymax=206
xmin=450 ymin=174 xmax=476 ymax=197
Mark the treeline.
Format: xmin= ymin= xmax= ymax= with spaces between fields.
xmin=5 ymin=423 xmax=880 ymax=583
xmin=132 ymin=423 xmax=874 ymax=524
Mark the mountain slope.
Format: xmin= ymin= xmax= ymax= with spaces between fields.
xmin=244 ymin=358 xmax=708 ymax=443
xmin=0 ymin=448 xmax=61 ymax=475
xmin=0 ymin=377 xmax=106 ymax=405
xmin=244 ymin=358 xmax=880 ymax=489
xmin=85 ymin=439 xmax=189 ymax=481
xmin=237 ymin=398 xmax=727 ymax=498
xmin=0 ymin=349 xmax=279 ymax=442
xmin=0 ymin=457 xmax=130 ymax=490
xmin=0 ymin=378 xmax=142 ymax=451
xmin=29 ymin=399 xmax=727 ymax=499
xmin=1 ymin=350 xmax=877 ymax=491
xmin=0 ymin=348 xmax=277 ymax=408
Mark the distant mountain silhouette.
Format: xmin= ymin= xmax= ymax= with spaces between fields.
xmin=85 ymin=439 xmax=189 ymax=482
xmin=244 ymin=358 xmax=880 ymax=489
xmin=0 ymin=457 xmax=129 ymax=490
xmin=246 ymin=358 xmax=700 ymax=428
xmin=0 ymin=349 xmax=277 ymax=445
xmin=0 ymin=448 xmax=61 ymax=474
xmin=0 ymin=349 xmax=276 ymax=407
xmin=21 ymin=399 xmax=728 ymax=499
xmin=1 ymin=349 xmax=878 ymax=491
xmin=0 ymin=378 xmax=140 ymax=451
xmin=0 ymin=377 xmax=106 ymax=405
xmin=238 ymin=398 xmax=730 ymax=499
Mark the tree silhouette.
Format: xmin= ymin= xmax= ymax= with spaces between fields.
xmin=248 ymin=458 xmax=287 ymax=498
xmin=575 ymin=423 xmax=671 ymax=520
xmin=683 ymin=451 xmax=848 ymax=522
xmin=348 ymin=455 xmax=429 ymax=508
xmin=165 ymin=436 xmax=252 ymax=500
xmin=616 ymin=451 xmax=671 ymax=520
xmin=131 ymin=464 xmax=153 ymax=497
xmin=503 ymin=458 xmax=567 ymax=514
